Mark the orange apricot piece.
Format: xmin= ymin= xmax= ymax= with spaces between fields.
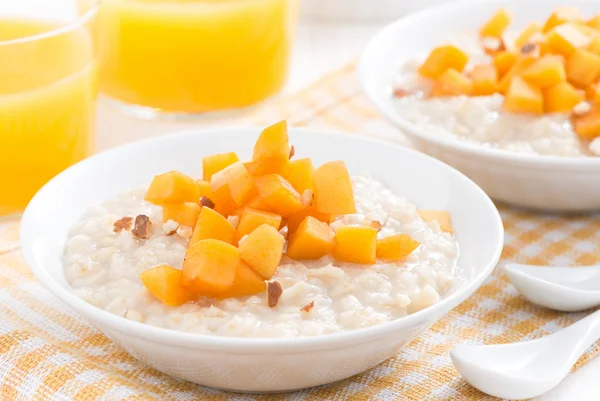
xmin=236 ymin=208 xmax=282 ymax=243
xmin=189 ymin=206 xmax=236 ymax=246
xmin=480 ymin=8 xmax=512 ymax=38
xmin=284 ymin=158 xmax=314 ymax=194
xmin=140 ymin=265 xmax=196 ymax=306
xmin=217 ymin=262 xmax=266 ymax=299
xmin=252 ymin=120 xmax=290 ymax=161
xmin=332 ymin=226 xmax=377 ymax=265
xmin=180 ymin=239 xmax=240 ymax=297
xmin=313 ymin=161 xmax=356 ymax=215
xmin=430 ymin=68 xmax=473 ymax=97
xmin=376 ymin=234 xmax=420 ymax=261
xmin=287 ymin=216 xmax=334 ymax=260
xmin=544 ymin=81 xmax=584 ymax=113
xmin=254 ymin=174 xmax=305 ymax=217
xmin=202 ymin=152 xmax=239 ymax=181
xmin=239 ymin=224 xmax=285 ymax=279
xmin=418 ymin=45 xmax=469 ymax=79
xmin=470 ymin=64 xmax=498 ymax=96
xmin=503 ymin=76 xmax=544 ymax=115
xmin=145 ymin=171 xmax=200 ymax=206
xmin=162 ymin=202 xmax=201 ymax=227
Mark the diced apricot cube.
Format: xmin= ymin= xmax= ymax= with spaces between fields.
xmin=587 ymin=14 xmax=600 ymax=30
xmin=470 ymin=64 xmax=498 ymax=96
xmin=245 ymin=195 xmax=273 ymax=212
xmin=236 ymin=208 xmax=282 ymax=244
xmin=313 ymin=161 xmax=356 ymax=215
xmin=515 ymin=22 xmax=542 ymax=49
xmin=181 ymin=239 xmax=240 ymax=296
xmin=566 ymin=49 xmax=600 ymax=88
xmin=586 ymin=82 xmax=600 ymax=102
xmin=572 ymin=106 xmax=600 ymax=139
xmin=376 ymin=234 xmax=420 ymax=261
xmin=588 ymin=36 xmax=600 ymax=55
xmin=283 ymin=158 xmax=314 ymax=194
xmin=162 ymin=202 xmax=201 ymax=228
xmin=544 ymin=81 xmax=584 ymax=113
xmin=252 ymin=120 xmax=290 ymax=161
xmin=494 ymin=51 xmax=518 ymax=78
xmin=543 ymin=6 xmax=582 ymax=33
xmin=332 ymin=226 xmax=377 ymax=265
xmin=214 ymin=162 xmax=258 ymax=206
xmin=244 ymin=158 xmax=291 ymax=176
xmin=239 ymin=224 xmax=285 ymax=279
xmin=197 ymin=180 xmax=212 ymax=198
xmin=480 ymin=8 xmax=512 ymax=38
xmin=418 ymin=210 xmax=453 ymax=233
xmin=217 ymin=262 xmax=266 ymax=299
xmin=287 ymin=216 xmax=335 ymax=260
xmin=498 ymin=56 xmax=537 ymax=93
xmin=287 ymin=208 xmax=331 ymax=233
xmin=202 ymin=152 xmax=239 ymax=181
xmin=503 ymin=76 xmax=543 ymax=114
xmin=145 ymin=171 xmax=200 ymax=206
xmin=254 ymin=174 xmax=305 ymax=218
xmin=418 ymin=45 xmax=469 ymax=79
xmin=211 ymin=187 xmax=238 ymax=217
xmin=522 ymin=55 xmax=566 ymax=88
xmin=430 ymin=68 xmax=473 ymax=97
xmin=140 ymin=265 xmax=196 ymax=306
xmin=189 ymin=206 xmax=236 ymax=247
xmin=547 ymin=23 xmax=592 ymax=58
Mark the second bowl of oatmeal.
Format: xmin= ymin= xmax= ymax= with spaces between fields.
xmin=359 ymin=0 xmax=600 ymax=212
xmin=21 ymin=124 xmax=502 ymax=392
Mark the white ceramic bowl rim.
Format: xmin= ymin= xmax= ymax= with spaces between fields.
xmin=21 ymin=127 xmax=504 ymax=353
xmin=358 ymin=0 xmax=600 ymax=169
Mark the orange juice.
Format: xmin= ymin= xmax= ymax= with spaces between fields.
xmin=98 ymin=0 xmax=297 ymax=113
xmin=0 ymin=19 xmax=97 ymax=215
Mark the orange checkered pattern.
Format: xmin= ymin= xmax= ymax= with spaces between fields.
xmin=1 ymin=64 xmax=600 ymax=400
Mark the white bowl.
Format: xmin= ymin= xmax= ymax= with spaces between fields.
xmin=359 ymin=0 xmax=600 ymax=212
xmin=20 ymin=127 xmax=503 ymax=392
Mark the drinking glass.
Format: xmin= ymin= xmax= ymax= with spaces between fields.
xmin=0 ymin=0 xmax=98 ymax=216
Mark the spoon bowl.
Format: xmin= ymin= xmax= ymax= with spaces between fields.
xmin=505 ymin=264 xmax=600 ymax=312
xmin=451 ymin=309 xmax=600 ymax=400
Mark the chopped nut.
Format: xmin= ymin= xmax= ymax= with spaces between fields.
xmin=238 ymin=234 xmax=248 ymax=245
xmin=266 ymin=281 xmax=283 ymax=308
xmin=132 ymin=215 xmax=152 ymax=238
xmin=573 ymin=101 xmax=592 ymax=116
xmin=481 ymin=36 xmax=503 ymax=54
xmin=301 ymin=189 xmax=314 ymax=207
xmin=329 ymin=218 xmax=347 ymax=231
xmin=162 ymin=219 xmax=179 ymax=235
xmin=300 ymin=301 xmax=315 ymax=313
xmin=113 ymin=217 xmax=133 ymax=233
xmin=176 ymin=225 xmax=193 ymax=239
xmin=589 ymin=137 xmax=600 ymax=156
xmin=520 ymin=43 xmax=539 ymax=57
xmin=200 ymin=196 xmax=215 ymax=209
xmin=392 ymin=88 xmax=413 ymax=98
xmin=278 ymin=225 xmax=288 ymax=240
xmin=289 ymin=145 xmax=296 ymax=159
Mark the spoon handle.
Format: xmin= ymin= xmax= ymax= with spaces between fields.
xmin=559 ymin=309 xmax=600 ymax=366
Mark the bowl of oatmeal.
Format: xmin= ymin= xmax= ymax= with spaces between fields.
xmin=359 ymin=0 xmax=600 ymax=211
xmin=20 ymin=123 xmax=503 ymax=392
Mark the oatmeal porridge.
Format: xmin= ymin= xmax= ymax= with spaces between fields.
xmin=391 ymin=7 xmax=600 ymax=157
xmin=62 ymin=120 xmax=459 ymax=338
xmin=63 ymin=176 xmax=458 ymax=338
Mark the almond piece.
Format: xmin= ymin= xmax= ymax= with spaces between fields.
xmin=289 ymin=145 xmax=296 ymax=159
xmin=227 ymin=215 xmax=239 ymax=229
xmin=162 ymin=219 xmax=179 ymax=235
xmin=176 ymin=225 xmax=193 ymax=239
xmin=392 ymin=88 xmax=413 ymax=98
xmin=200 ymin=196 xmax=215 ymax=209
xmin=301 ymin=301 xmax=315 ymax=313
xmin=132 ymin=215 xmax=152 ymax=238
xmin=301 ymin=189 xmax=314 ymax=207
xmin=266 ymin=281 xmax=283 ymax=308
xmin=113 ymin=217 xmax=133 ymax=233
xmin=573 ymin=101 xmax=592 ymax=116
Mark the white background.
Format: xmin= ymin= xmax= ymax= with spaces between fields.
xmin=3 ymin=1 xmax=600 ymax=399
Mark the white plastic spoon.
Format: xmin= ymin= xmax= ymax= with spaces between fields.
xmin=504 ymin=263 xmax=600 ymax=312
xmin=451 ymin=308 xmax=600 ymax=400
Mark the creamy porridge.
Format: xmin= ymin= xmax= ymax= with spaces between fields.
xmin=390 ymin=3 xmax=600 ymax=158
xmin=63 ymin=175 xmax=459 ymax=338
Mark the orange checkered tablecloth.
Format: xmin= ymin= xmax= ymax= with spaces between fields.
xmin=1 ymin=64 xmax=600 ymax=400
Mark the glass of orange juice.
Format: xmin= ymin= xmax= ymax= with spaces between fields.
xmin=0 ymin=1 xmax=98 ymax=217
xmin=98 ymin=0 xmax=298 ymax=117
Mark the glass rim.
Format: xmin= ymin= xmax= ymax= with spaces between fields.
xmin=0 ymin=1 xmax=99 ymax=47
